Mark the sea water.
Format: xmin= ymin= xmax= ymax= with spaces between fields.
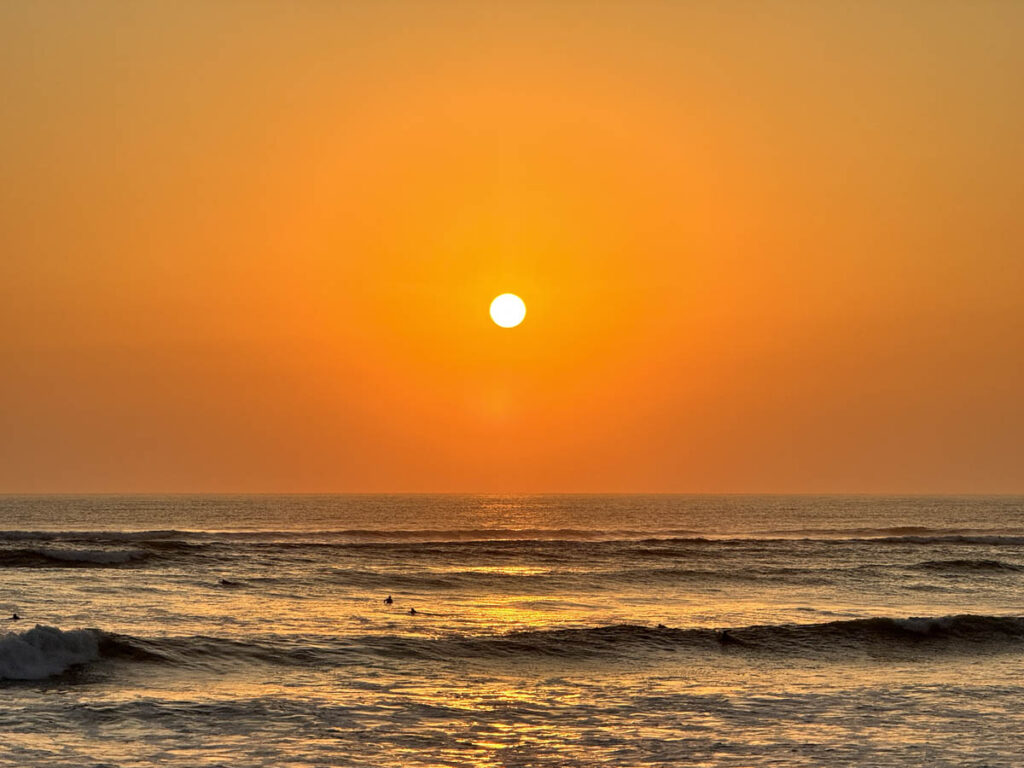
xmin=1 ymin=495 xmax=1022 ymax=766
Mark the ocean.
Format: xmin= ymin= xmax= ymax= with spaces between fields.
xmin=1 ymin=494 xmax=1022 ymax=766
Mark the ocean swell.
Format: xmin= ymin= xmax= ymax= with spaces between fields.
xmin=315 ymin=564 xmax=834 ymax=592
xmin=0 ymin=547 xmax=150 ymax=568
xmin=912 ymin=558 xmax=1024 ymax=573
xmin=374 ymin=615 xmax=1024 ymax=660
xmin=12 ymin=614 xmax=1021 ymax=681
xmin=2 ymin=528 xmax=1024 ymax=552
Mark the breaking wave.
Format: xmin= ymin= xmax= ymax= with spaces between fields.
xmin=8 ymin=615 xmax=1022 ymax=681
xmin=0 ymin=625 xmax=102 ymax=680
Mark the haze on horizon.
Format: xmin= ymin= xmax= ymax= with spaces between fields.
xmin=1 ymin=1 xmax=1022 ymax=494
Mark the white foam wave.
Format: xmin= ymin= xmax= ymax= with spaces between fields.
xmin=0 ymin=625 xmax=100 ymax=680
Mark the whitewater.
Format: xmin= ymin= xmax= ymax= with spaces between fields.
xmin=1 ymin=494 xmax=1022 ymax=766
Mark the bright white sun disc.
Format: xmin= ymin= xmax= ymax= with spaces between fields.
xmin=490 ymin=293 xmax=526 ymax=328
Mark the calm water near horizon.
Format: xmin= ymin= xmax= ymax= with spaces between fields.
xmin=2 ymin=494 xmax=1023 ymax=766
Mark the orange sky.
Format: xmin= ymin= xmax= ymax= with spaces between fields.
xmin=1 ymin=1 xmax=1022 ymax=493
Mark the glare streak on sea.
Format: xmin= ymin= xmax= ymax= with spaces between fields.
xmin=1 ymin=494 xmax=1023 ymax=767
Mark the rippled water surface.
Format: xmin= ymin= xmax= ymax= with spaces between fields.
xmin=2 ymin=495 xmax=1023 ymax=766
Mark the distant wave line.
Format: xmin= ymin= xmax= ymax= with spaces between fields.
xmin=1 ymin=527 xmax=1023 ymax=547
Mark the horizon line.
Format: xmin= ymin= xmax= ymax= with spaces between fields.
xmin=2 ymin=491 xmax=1023 ymax=498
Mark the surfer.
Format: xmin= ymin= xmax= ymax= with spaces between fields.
xmin=716 ymin=629 xmax=742 ymax=646
xmin=384 ymin=595 xmax=393 ymax=605
xmin=408 ymin=607 xmax=417 ymax=615
xmin=10 ymin=612 xmax=19 ymax=621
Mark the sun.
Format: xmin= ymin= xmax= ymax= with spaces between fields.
xmin=489 ymin=293 xmax=526 ymax=328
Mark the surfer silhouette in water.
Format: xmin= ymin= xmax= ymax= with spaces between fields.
xmin=408 ymin=607 xmax=417 ymax=615
xmin=10 ymin=613 xmax=20 ymax=621
xmin=716 ymin=629 xmax=743 ymax=646
xmin=383 ymin=595 xmax=393 ymax=605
